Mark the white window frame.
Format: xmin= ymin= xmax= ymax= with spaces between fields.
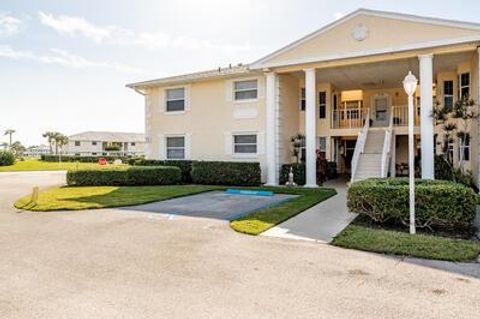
xmin=232 ymin=132 xmax=258 ymax=158
xmin=459 ymin=133 xmax=470 ymax=162
xmin=165 ymin=135 xmax=186 ymax=160
xmin=443 ymin=80 xmax=454 ymax=111
xmin=318 ymin=136 xmax=327 ymax=154
xmin=165 ymin=86 xmax=186 ymax=114
xmin=459 ymin=72 xmax=470 ymax=99
xmin=233 ymin=78 xmax=258 ymax=103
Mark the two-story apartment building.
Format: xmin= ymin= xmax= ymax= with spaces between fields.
xmin=127 ymin=9 xmax=480 ymax=186
xmin=65 ymin=131 xmax=145 ymax=157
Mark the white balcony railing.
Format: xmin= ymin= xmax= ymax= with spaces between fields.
xmin=331 ymin=108 xmax=370 ymax=129
xmin=391 ymin=105 xmax=420 ymax=127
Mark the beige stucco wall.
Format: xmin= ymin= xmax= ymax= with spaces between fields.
xmin=279 ymin=74 xmax=300 ymax=164
xmin=146 ymin=75 xmax=268 ymax=179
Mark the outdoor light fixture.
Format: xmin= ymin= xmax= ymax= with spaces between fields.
xmin=403 ymin=71 xmax=418 ymax=235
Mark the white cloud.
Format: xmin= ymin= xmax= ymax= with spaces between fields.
xmin=38 ymin=11 xmax=252 ymax=52
xmin=0 ymin=44 xmax=141 ymax=73
xmin=334 ymin=12 xmax=345 ymax=20
xmin=0 ymin=13 xmax=23 ymax=36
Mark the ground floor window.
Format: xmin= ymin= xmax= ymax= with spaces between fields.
xmin=459 ymin=133 xmax=470 ymax=161
xmin=318 ymin=137 xmax=326 ymax=158
xmin=166 ymin=136 xmax=185 ymax=159
xmin=233 ymin=134 xmax=257 ymax=154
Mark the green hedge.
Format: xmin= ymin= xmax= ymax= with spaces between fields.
xmin=41 ymin=154 xmax=132 ymax=163
xmin=191 ymin=161 xmax=261 ymax=186
xmin=0 ymin=151 xmax=15 ymax=166
xmin=66 ymin=166 xmax=181 ymax=186
xmin=347 ymin=178 xmax=477 ymax=230
xmin=129 ymin=158 xmax=194 ymax=183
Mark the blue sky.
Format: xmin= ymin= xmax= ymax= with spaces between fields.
xmin=1 ymin=0 xmax=480 ymax=145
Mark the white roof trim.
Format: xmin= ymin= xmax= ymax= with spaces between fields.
xmin=253 ymin=35 xmax=480 ymax=69
xmin=250 ymin=8 xmax=480 ymax=69
xmin=127 ymin=65 xmax=256 ymax=89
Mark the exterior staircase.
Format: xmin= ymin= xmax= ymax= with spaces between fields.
xmin=352 ymin=129 xmax=385 ymax=181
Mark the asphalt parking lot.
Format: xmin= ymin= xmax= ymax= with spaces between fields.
xmin=0 ymin=171 xmax=479 ymax=319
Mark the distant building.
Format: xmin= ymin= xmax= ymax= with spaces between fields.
xmin=65 ymin=131 xmax=145 ymax=156
xmin=25 ymin=145 xmax=51 ymax=157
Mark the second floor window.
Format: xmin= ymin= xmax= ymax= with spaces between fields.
xmin=443 ymin=80 xmax=453 ymax=111
xmin=300 ymin=88 xmax=306 ymax=111
xmin=234 ymin=80 xmax=257 ymax=101
xmin=74 ymin=141 xmax=80 ymax=146
xmin=460 ymin=72 xmax=470 ymax=99
xmin=166 ymin=88 xmax=185 ymax=112
xmin=319 ymin=92 xmax=326 ymax=118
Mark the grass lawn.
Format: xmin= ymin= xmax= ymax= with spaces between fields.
xmin=15 ymin=185 xmax=219 ymax=211
xmin=332 ymin=224 xmax=480 ymax=262
xmin=0 ymin=158 xmax=127 ymax=172
xmin=230 ymin=187 xmax=337 ymax=235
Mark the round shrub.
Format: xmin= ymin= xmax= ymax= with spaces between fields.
xmin=0 ymin=151 xmax=15 ymax=166
xmin=66 ymin=166 xmax=181 ymax=186
xmin=347 ymin=178 xmax=477 ymax=230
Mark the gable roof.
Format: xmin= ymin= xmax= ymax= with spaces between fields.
xmin=69 ymin=131 xmax=145 ymax=142
xmin=250 ymin=8 xmax=480 ymax=69
xmin=126 ymin=64 xmax=255 ymax=90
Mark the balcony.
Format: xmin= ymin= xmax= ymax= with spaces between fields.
xmin=331 ymin=108 xmax=369 ymax=129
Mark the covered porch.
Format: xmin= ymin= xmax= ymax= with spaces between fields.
xmin=264 ymin=48 xmax=480 ymax=185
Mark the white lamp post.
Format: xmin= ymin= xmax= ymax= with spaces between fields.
xmin=403 ymin=71 xmax=418 ymax=235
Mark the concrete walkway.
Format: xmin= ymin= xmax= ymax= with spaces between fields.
xmin=262 ymin=178 xmax=356 ymax=243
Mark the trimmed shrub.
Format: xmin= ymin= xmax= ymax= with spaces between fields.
xmin=130 ymin=159 xmax=194 ymax=183
xmin=0 ymin=151 xmax=15 ymax=166
xmin=41 ymin=154 xmax=132 ymax=163
xmin=191 ymin=161 xmax=261 ymax=186
xmin=347 ymin=178 xmax=477 ymax=230
xmin=279 ymin=163 xmax=306 ymax=185
xmin=66 ymin=166 xmax=181 ymax=186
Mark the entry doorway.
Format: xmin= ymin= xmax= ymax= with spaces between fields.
xmin=373 ymin=94 xmax=390 ymax=126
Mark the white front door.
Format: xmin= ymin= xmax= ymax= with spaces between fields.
xmin=373 ymin=95 xmax=389 ymax=126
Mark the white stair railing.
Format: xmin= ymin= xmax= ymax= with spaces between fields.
xmin=350 ymin=108 xmax=370 ymax=183
xmin=380 ymin=111 xmax=394 ymax=178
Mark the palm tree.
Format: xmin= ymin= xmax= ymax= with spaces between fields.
xmin=55 ymin=134 xmax=69 ymax=155
xmin=42 ymin=131 xmax=57 ymax=154
xmin=4 ymin=129 xmax=15 ymax=147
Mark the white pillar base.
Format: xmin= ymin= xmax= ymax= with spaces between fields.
xmin=303 ymin=184 xmax=319 ymax=188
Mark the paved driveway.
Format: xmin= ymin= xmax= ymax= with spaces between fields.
xmin=1 ymin=172 xmax=479 ymax=318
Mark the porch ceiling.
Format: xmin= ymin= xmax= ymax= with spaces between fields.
xmin=292 ymin=51 xmax=474 ymax=90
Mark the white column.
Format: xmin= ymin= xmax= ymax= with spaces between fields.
xmin=477 ymin=48 xmax=480 ymax=190
xmin=419 ymin=54 xmax=434 ymax=179
xmin=305 ymin=68 xmax=318 ymax=187
xmin=265 ymin=72 xmax=278 ymax=185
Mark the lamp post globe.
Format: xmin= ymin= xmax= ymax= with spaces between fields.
xmin=403 ymin=71 xmax=418 ymax=96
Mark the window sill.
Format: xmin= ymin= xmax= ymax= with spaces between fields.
xmin=163 ymin=110 xmax=186 ymax=115
xmin=232 ymin=98 xmax=259 ymax=105
xmin=232 ymin=153 xmax=258 ymax=159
